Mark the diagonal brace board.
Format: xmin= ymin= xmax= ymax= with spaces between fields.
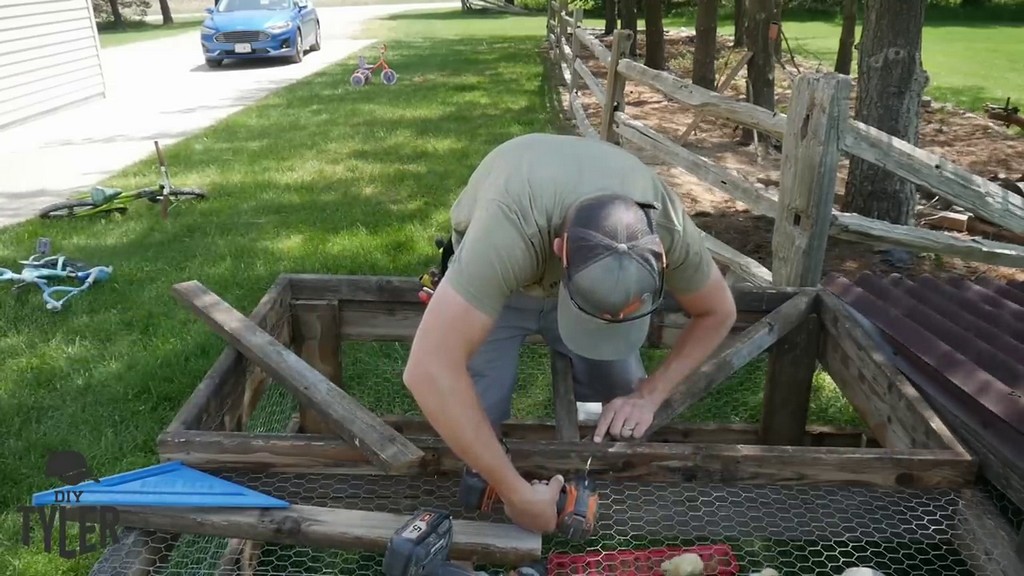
xmin=646 ymin=290 xmax=817 ymax=435
xmin=170 ymin=280 xmax=424 ymax=473
xmin=112 ymin=504 xmax=541 ymax=566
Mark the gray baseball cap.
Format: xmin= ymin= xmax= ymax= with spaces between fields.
xmin=557 ymin=194 xmax=666 ymax=361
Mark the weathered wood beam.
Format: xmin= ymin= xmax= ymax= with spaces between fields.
xmin=615 ymin=59 xmax=787 ymax=139
xmin=699 ymin=232 xmax=773 ymax=287
xmin=374 ymin=414 xmax=874 ymax=447
xmin=818 ymin=289 xmax=972 ymax=454
xmin=157 ymin=430 xmax=974 ymax=489
xmin=646 ymin=290 xmax=818 ymax=434
xmin=112 ymin=505 xmax=541 ymax=566
xmin=166 ymin=275 xmax=291 ymax=433
xmin=170 ymin=280 xmax=424 ymax=473
xmin=290 ymin=300 xmax=342 ymax=435
xmin=550 ymin=351 xmax=579 ymax=441
xmin=599 ymin=29 xmax=631 ymax=144
xmin=829 ymin=211 xmax=1024 ymax=268
xmin=573 ymin=58 xmax=605 ymax=102
xmin=841 ymin=119 xmax=1024 ymax=234
xmin=569 ymin=92 xmax=599 ymax=140
xmin=575 ymin=31 xmax=612 ymax=66
xmin=614 ymin=111 xmax=779 ymax=218
xmin=283 ymin=274 xmax=802 ymax=311
xmin=760 ymin=312 xmax=821 ymax=446
xmin=772 ymin=73 xmax=852 ymax=287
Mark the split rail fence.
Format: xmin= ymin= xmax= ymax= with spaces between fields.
xmin=544 ymin=5 xmax=1024 ymax=289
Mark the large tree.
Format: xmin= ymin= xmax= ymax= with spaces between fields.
xmin=644 ymin=0 xmax=666 ymax=69
xmin=834 ymin=0 xmax=857 ymax=74
xmin=604 ymin=0 xmax=616 ymax=36
xmin=733 ymin=0 xmax=745 ymax=47
xmin=841 ymin=0 xmax=929 ymax=225
xmin=619 ymin=0 xmax=638 ymax=57
xmin=158 ymin=0 xmax=173 ymax=24
xmin=739 ymin=0 xmax=777 ymax=146
xmin=692 ymin=0 xmax=718 ymax=89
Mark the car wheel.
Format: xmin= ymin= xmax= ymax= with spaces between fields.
xmin=290 ymin=30 xmax=303 ymax=63
xmin=309 ymin=21 xmax=321 ymax=52
xmin=205 ymin=58 xmax=222 ymax=68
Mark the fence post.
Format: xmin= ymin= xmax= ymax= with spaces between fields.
xmin=600 ymin=29 xmax=633 ymax=145
xmin=569 ymin=7 xmax=583 ymax=95
xmin=546 ymin=0 xmax=555 ymax=47
xmin=556 ymin=0 xmax=568 ymax=73
xmin=760 ymin=72 xmax=851 ymax=446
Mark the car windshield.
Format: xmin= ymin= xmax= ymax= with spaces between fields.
xmin=216 ymin=0 xmax=292 ymax=11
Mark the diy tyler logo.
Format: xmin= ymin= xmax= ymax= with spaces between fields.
xmin=19 ymin=451 xmax=293 ymax=559
xmin=19 ymin=450 xmax=121 ymax=559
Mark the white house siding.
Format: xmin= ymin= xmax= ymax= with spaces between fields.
xmin=0 ymin=0 xmax=105 ymax=130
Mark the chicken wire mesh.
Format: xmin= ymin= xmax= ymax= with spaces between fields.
xmin=88 ymin=343 xmax=1024 ymax=576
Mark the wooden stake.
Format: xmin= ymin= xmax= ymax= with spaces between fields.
xmin=170 ymin=280 xmax=424 ymax=473
xmin=550 ymin=351 xmax=579 ymax=441
xmin=568 ymin=7 xmax=583 ymax=95
xmin=646 ymin=290 xmax=817 ymax=434
xmin=291 ymin=300 xmax=342 ymax=435
xmin=679 ymin=51 xmax=753 ymax=144
xmin=600 ymin=29 xmax=633 ymax=144
xmin=113 ymin=505 xmax=541 ymax=566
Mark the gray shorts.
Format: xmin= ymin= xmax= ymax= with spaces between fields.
xmin=467 ymin=292 xmax=648 ymax=426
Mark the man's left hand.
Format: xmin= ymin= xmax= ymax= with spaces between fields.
xmin=592 ymin=389 xmax=659 ymax=443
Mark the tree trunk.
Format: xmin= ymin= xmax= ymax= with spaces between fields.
xmin=619 ymin=0 xmax=638 ymax=57
xmin=604 ymin=0 xmax=616 ymax=35
xmin=842 ymin=0 xmax=929 ymax=225
xmin=834 ymin=0 xmax=857 ymax=74
xmin=733 ymin=0 xmax=745 ymax=47
xmin=739 ymin=0 xmax=775 ymax=145
xmin=159 ymin=0 xmax=174 ymax=24
xmin=644 ymin=0 xmax=665 ymax=69
xmin=107 ymin=0 xmax=124 ymax=28
xmin=692 ymin=0 xmax=718 ymax=89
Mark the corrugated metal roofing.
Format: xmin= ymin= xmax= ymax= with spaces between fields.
xmin=822 ymin=271 xmax=1024 ymax=457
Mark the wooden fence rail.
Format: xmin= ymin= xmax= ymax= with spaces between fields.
xmin=545 ymin=11 xmax=1024 ymax=286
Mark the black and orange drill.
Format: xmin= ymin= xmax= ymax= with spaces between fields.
xmin=458 ymin=452 xmax=599 ymax=542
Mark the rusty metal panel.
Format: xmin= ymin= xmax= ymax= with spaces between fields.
xmin=823 ymin=271 xmax=1024 ymax=512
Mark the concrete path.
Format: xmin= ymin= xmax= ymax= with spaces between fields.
xmin=0 ymin=2 xmax=457 ymax=228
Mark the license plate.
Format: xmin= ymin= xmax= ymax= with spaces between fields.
xmin=234 ymin=43 xmax=252 ymax=53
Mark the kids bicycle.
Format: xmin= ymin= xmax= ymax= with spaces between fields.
xmin=350 ymin=43 xmax=397 ymax=87
xmin=0 ymin=251 xmax=112 ymax=312
xmin=36 ymin=140 xmax=206 ymax=220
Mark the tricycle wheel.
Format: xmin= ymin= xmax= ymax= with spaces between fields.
xmin=350 ymin=72 xmax=365 ymax=87
xmin=381 ymin=69 xmax=398 ymax=85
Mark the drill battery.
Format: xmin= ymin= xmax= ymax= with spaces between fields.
xmin=383 ymin=509 xmax=454 ymax=576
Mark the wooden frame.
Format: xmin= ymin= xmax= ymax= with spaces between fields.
xmin=89 ymin=273 xmax=995 ymax=576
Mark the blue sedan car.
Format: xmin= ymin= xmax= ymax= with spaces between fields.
xmin=200 ymin=0 xmax=321 ymax=68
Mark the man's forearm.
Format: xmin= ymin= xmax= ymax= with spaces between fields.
xmin=639 ymin=310 xmax=734 ymax=404
xmin=405 ymin=368 xmax=530 ymax=500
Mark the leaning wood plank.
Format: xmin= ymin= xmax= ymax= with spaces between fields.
xmin=841 ymin=119 xmax=1024 ymax=234
xmin=157 ymin=430 xmax=974 ymax=489
xmin=569 ymin=92 xmax=599 ymax=140
xmin=573 ymin=58 xmax=605 ymax=101
xmin=575 ymin=32 xmax=612 ymax=66
xmin=818 ymin=288 xmax=971 ymax=453
xmin=616 ymin=59 xmax=787 ymax=139
xmin=170 ymin=281 xmax=424 ymax=472
xmin=166 ymin=275 xmax=291 ymax=433
xmin=550 ymin=351 xmax=579 ymax=441
xmin=614 ymin=112 xmax=779 ymax=217
xmin=646 ymin=290 xmax=817 ymax=434
xmin=772 ymin=73 xmax=852 ymax=287
xmin=699 ymin=232 xmax=773 ymax=287
xmin=678 ymin=51 xmax=754 ymax=144
xmin=113 ymin=505 xmax=541 ymax=566
xmin=829 ymin=211 xmax=1024 ymax=268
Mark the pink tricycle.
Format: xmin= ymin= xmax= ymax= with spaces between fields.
xmin=350 ymin=43 xmax=398 ymax=87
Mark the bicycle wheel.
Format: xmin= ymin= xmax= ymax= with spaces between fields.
xmin=37 ymin=200 xmax=126 ymax=219
xmin=143 ymin=187 xmax=208 ymax=203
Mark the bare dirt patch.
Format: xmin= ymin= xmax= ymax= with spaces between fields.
xmin=558 ymin=28 xmax=1024 ymax=283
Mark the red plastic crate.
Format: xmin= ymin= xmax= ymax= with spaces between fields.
xmin=547 ymin=545 xmax=740 ymax=576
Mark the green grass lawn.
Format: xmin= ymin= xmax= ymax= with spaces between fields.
xmin=97 ymin=18 xmax=204 ymax=48
xmin=0 ymin=8 xmax=864 ymax=576
xmin=658 ymin=6 xmax=1024 ymax=112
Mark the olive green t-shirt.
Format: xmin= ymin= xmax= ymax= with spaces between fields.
xmin=443 ymin=133 xmax=714 ymax=320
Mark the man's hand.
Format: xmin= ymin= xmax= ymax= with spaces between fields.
xmin=503 ymin=475 xmax=565 ymax=534
xmin=592 ymin=388 xmax=660 ymax=442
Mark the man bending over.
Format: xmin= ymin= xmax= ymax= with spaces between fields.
xmin=403 ymin=133 xmax=737 ymax=535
